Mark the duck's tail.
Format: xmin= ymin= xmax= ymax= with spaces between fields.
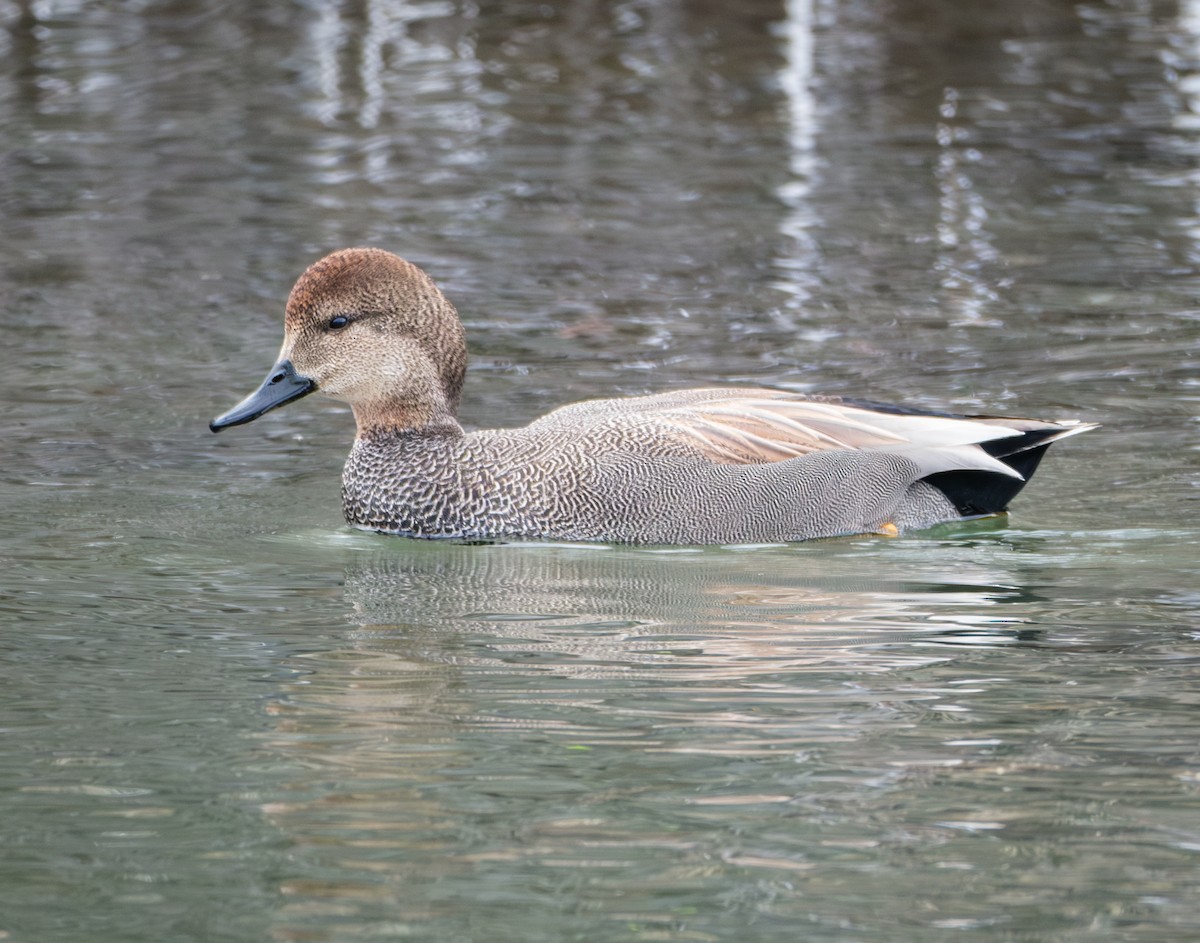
xmin=926 ymin=420 xmax=1098 ymax=518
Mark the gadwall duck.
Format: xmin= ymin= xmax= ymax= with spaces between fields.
xmin=210 ymin=248 xmax=1094 ymax=544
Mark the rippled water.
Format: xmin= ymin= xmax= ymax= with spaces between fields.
xmin=2 ymin=1 xmax=1199 ymax=941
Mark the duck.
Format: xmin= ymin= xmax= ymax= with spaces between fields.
xmin=210 ymin=247 xmax=1095 ymax=544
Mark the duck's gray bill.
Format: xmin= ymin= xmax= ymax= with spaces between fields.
xmin=210 ymin=359 xmax=316 ymax=432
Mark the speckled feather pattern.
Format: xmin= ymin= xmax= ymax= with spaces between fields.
xmin=341 ymin=403 xmax=959 ymax=543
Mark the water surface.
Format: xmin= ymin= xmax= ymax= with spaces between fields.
xmin=1 ymin=1 xmax=1198 ymax=941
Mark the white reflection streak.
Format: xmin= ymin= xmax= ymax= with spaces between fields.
xmin=360 ymin=0 xmax=387 ymax=130
xmin=310 ymin=0 xmax=344 ymax=125
xmin=1179 ymin=0 xmax=1200 ymax=123
xmin=934 ymin=87 xmax=1000 ymax=326
xmin=775 ymin=0 xmax=820 ymax=305
xmin=307 ymin=0 xmax=432 ymax=131
xmin=360 ymin=0 xmax=427 ymax=131
xmin=1174 ymin=0 xmax=1200 ymax=250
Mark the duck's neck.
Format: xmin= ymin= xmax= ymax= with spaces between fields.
xmin=351 ymin=400 xmax=463 ymax=441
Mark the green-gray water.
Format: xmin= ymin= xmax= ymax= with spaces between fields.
xmin=1 ymin=1 xmax=1198 ymax=940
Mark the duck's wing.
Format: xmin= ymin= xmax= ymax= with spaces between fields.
xmin=637 ymin=390 xmax=1020 ymax=463
xmin=535 ymin=388 xmax=1094 ymax=477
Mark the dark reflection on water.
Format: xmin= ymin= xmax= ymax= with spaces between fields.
xmin=2 ymin=0 xmax=1200 ymax=940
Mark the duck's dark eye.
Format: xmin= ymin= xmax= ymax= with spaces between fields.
xmin=327 ymin=315 xmax=350 ymax=330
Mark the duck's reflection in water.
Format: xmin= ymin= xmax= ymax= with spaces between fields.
xmin=263 ymin=534 xmax=1050 ymax=757
xmin=259 ymin=536 xmax=1054 ymax=938
xmin=341 ymin=537 xmax=1045 ymax=668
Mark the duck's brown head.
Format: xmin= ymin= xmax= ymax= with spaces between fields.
xmin=210 ymin=248 xmax=467 ymax=437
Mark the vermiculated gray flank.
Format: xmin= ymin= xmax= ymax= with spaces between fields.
xmin=211 ymin=248 xmax=1095 ymax=544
